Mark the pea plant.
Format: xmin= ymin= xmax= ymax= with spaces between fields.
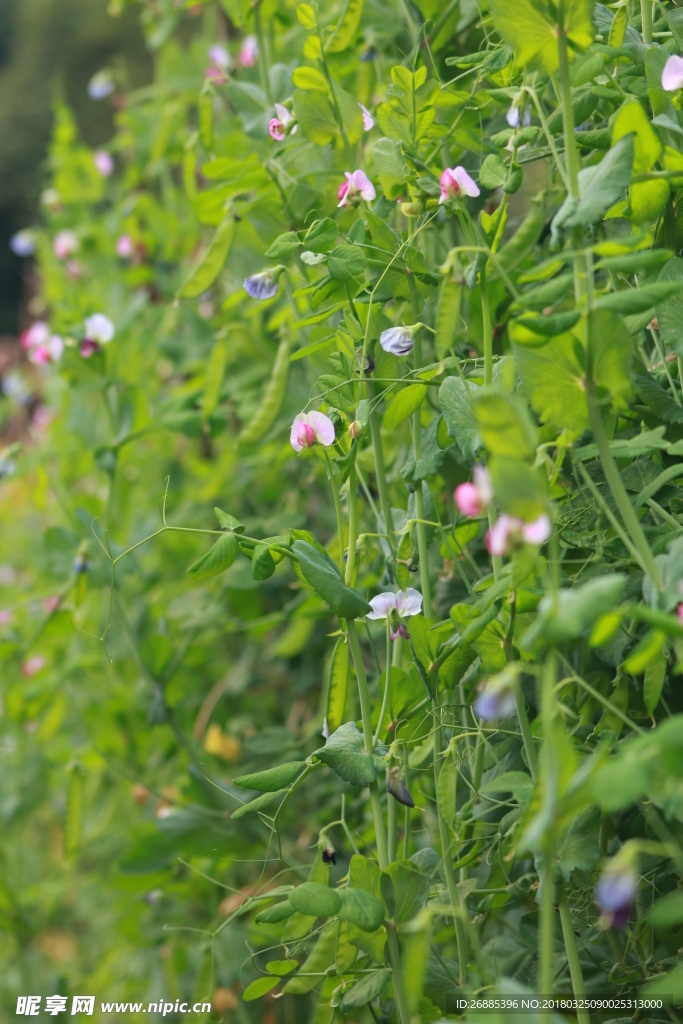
xmin=5 ymin=0 xmax=683 ymax=1020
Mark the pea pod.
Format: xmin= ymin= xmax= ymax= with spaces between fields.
xmin=435 ymin=275 xmax=462 ymax=358
xmin=180 ymin=215 xmax=235 ymax=298
xmin=199 ymin=87 xmax=213 ymax=150
xmin=238 ymin=337 xmax=290 ymax=447
xmin=489 ymin=195 xmax=546 ymax=280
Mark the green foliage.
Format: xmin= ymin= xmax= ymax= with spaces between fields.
xmin=4 ymin=0 xmax=683 ymax=1018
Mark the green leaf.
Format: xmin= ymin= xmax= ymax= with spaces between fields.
xmin=327 ymin=244 xmax=366 ymax=282
xmin=439 ymin=376 xmax=480 ymax=458
xmin=293 ymin=88 xmax=338 ymax=145
xmin=252 ymin=543 xmax=276 ymax=580
xmin=326 ymin=0 xmax=364 ymax=52
xmin=266 ymin=960 xmax=297 ymax=976
xmin=303 ymin=217 xmax=338 ymax=253
xmin=289 ymin=881 xmax=342 ymax=917
xmin=521 ymin=575 xmax=626 ymax=648
xmin=265 ymin=232 xmax=301 ymax=259
xmin=292 ymin=540 xmax=371 ymax=619
xmin=292 ymin=66 xmax=329 ymax=92
xmin=214 ymin=507 xmax=245 ymax=533
xmin=649 ymin=891 xmax=683 ymax=928
xmin=187 ymin=532 xmax=239 ymax=580
xmin=656 ymin=257 xmax=683 ymax=356
xmin=480 ymin=770 xmax=533 ymax=801
xmin=644 ymin=654 xmax=666 ymax=716
xmin=489 ymin=0 xmax=594 ymax=74
xmin=383 ymin=384 xmax=427 ymax=431
xmin=297 ymin=3 xmax=316 ymax=27
xmin=232 ymin=790 xmax=285 ymax=819
xmin=255 ymin=900 xmax=295 ymax=923
xmin=234 ymin=761 xmax=306 ymax=791
xmin=339 ymin=970 xmax=391 ymax=1011
xmin=479 ymin=154 xmax=507 ymax=190
xmin=436 ymin=756 xmax=458 ymax=830
xmin=435 ymin=276 xmax=463 ymax=358
xmin=381 ymin=861 xmax=429 ymax=926
xmin=373 ymin=137 xmax=408 ymax=199
xmin=475 ymin=390 xmax=538 ymax=460
xmin=337 ymin=887 xmax=386 ymax=931
xmin=64 ymin=764 xmax=83 ymax=858
xmin=612 ymin=99 xmax=662 ymax=174
xmin=315 ymin=721 xmax=377 ymax=786
xmin=624 ymin=629 xmax=665 ymax=676
xmin=180 ymin=217 xmax=236 ymax=298
xmin=557 ymin=807 xmax=600 ymax=881
xmin=243 ymin=977 xmax=280 ymax=1001
xmin=552 ymin=136 xmax=633 ymax=235
xmin=489 ymin=457 xmax=548 ymax=520
xmin=327 ymin=636 xmax=350 ymax=733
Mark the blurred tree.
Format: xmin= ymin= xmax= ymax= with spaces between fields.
xmin=0 ymin=0 xmax=151 ymax=333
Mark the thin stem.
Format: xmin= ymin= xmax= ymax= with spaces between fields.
xmin=345 ymin=464 xmax=359 ymax=586
xmin=641 ymin=0 xmax=653 ymax=44
xmin=367 ymin=380 xmax=395 ymax=556
xmin=481 ymin=265 xmax=493 ymax=387
xmin=253 ymin=3 xmax=272 ymax=105
xmin=411 ymin=330 xmax=433 ymax=620
xmin=324 ymin=449 xmax=346 ymax=575
xmin=388 ymin=791 xmax=398 ymax=864
xmin=558 ymin=888 xmax=590 ymax=1024
xmin=373 ymin=621 xmax=392 ymax=747
xmin=539 ymin=649 xmax=557 ymax=1015
xmin=557 ymin=28 xmax=580 ymax=201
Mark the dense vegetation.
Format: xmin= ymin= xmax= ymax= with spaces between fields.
xmin=3 ymin=0 xmax=683 ymax=1021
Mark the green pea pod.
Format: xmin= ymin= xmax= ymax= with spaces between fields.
xmin=488 ymin=195 xmax=546 ymax=279
xmin=238 ymin=337 xmax=290 ymax=447
xmin=435 ymin=275 xmax=462 ymax=358
xmin=180 ymin=215 xmax=235 ymax=298
xmin=503 ymin=163 xmax=523 ymax=194
xmin=199 ymin=88 xmax=213 ymax=150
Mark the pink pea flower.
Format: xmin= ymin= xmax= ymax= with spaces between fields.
xmin=29 ymin=345 xmax=51 ymax=365
xmin=338 ymin=169 xmax=376 ymax=208
xmin=269 ymin=103 xmax=296 ymax=141
xmin=454 ymin=465 xmax=493 ymax=518
xmin=486 ymin=513 xmax=551 ymax=557
xmin=65 ymin=259 xmax=82 ymax=281
xmin=0 ymin=609 xmax=13 ymax=626
xmin=54 ymin=230 xmax=79 ymax=260
xmin=94 ymin=150 xmax=114 ymax=177
xmin=239 ymin=35 xmax=258 ymax=67
xmin=20 ymin=321 xmax=50 ymax=351
xmin=208 ymin=44 xmax=231 ymax=71
xmin=439 ymin=166 xmax=480 ymax=204
xmin=22 ymin=655 xmax=46 ymax=678
xmin=43 ymin=596 xmax=60 ymax=614
xmin=116 ymin=234 xmax=134 ymax=258
xmin=677 ymin=603 xmax=683 ymax=626
xmin=290 ymin=411 xmax=336 ymax=452
xmin=359 ymin=103 xmax=374 ymax=131
xmin=367 ymin=588 xmax=423 ymax=640
xmin=662 ymin=54 xmax=683 ymax=91
xmin=80 ymin=339 xmax=100 ymax=358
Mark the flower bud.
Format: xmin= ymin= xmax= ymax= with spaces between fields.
xmin=321 ymin=843 xmax=336 ymax=864
xmin=386 ymin=766 xmax=414 ymax=807
xmin=595 ymin=868 xmax=637 ymax=930
xmin=349 ymin=420 xmax=363 ymax=440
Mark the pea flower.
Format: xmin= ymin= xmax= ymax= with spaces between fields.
xmin=439 ymin=166 xmax=480 ymax=204
xmin=22 ymin=655 xmax=46 ymax=678
xmin=239 ymin=35 xmax=258 ymax=67
xmin=54 ymin=230 xmax=79 ymax=260
xmin=208 ymin=44 xmax=231 ymax=71
xmin=474 ymin=666 xmax=518 ymax=721
xmin=116 ymin=234 xmax=134 ymax=258
xmin=21 ymin=322 xmax=50 ymax=352
xmin=94 ymin=150 xmax=114 ymax=177
xmin=290 ymin=411 xmax=336 ymax=452
xmin=367 ymin=588 xmax=423 ymax=640
xmin=379 ymin=325 xmax=416 ymax=356
xmin=269 ymin=104 xmax=297 ymax=141
xmin=243 ymin=270 xmax=281 ymax=300
xmin=84 ymin=314 xmax=115 ymax=345
xmin=10 ymin=230 xmax=35 ymax=257
xmin=359 ymin=103 xmax=374 ymax=131
xmin=0 ymin=609 xmax=13 ymax=626
xmin=454 ymin=465 xmax=493 ymax=518
xmin=321 ymin=842 xmax=336 ymax=864
xmin=338 ymin=170 xmax=376 ymax=208
xmin=662 ymin=54 xmax=683 ymax=92
xmin=486 ymin=513 xmax=551 ymax=557
xmin=595 ymin=866 xmax=637 ymax=930
xmin=29 ymin=335 xmax=63 ymax=365
xmin=386 ymin=766 xmax=415 ymax=807
xmin=88 ymin=69 xmax=115 ymax=99
xmin=506 ymin=104 xmax=531 ymax=129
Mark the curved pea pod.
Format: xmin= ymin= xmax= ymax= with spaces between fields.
xmin=488 ymin=194 xmax=546 ymax=279
xmin=199 ymin=87 xmax=213 ymax=150
xmin=503 ymin=162 xmax=523 ymax=194
xmin=238 ymin=337 xmax=290 ymax=447
xmin=435 ymin=275 xmax=462 ymax=358
xmin=180 ymin=215 xmax=236 ymax=298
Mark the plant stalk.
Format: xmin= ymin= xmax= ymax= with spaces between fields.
xmin=641 ymin=0 xmax=653 ymax=44
xmin=412 ymin=333 xmax=433 ymax=619
xmin=558 ymin=888 xmax=590 ymax=1024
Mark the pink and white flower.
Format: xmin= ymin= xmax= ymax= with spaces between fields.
xmin=290 ymin=411 xmax=336 ymax=452
xmin=367 ymin=588 xmax=423 ymax=640
xmin=0 ymin=609 xmax=13 ymax=626
xmin=454 ymin=465 xmax=493 ymax=518
xmin=677 ymin=602 xmax=683 ymax=627
xmin=116 ymin=234 xmax=134 ymax=258
xmin=22 ymin=655 xmax=46 ymax=678
xmin=338 ymin=170 xmax=376 ymax=208
xmin=94 ymin=150 xmax=114 ymax=177
xmin=439 ymin=166 xmax=480 ymax=204
xmin=269 ymin=103 xmax=296 ymax=141
xmin=208 ymin=44 xmax=231 ymax=71
xmin=21 ymin=322 xmax=50 ymax=352
xmin=54 ymin=230 xmax=79 ymax=260
xmin=239 ymin=35 xmax=258 ymax=67
xmin=662 ymin=54 xmax=683 ymax=92
xmin=486 ymin=513 xmax=551 ymax=557
xmin=359 ymin=104 xmax=374 ymax=131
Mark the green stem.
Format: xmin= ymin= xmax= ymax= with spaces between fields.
xmin=412 ymin=332 xmax=433 ymax=620
xmin=368 ymin=381 xmax=396 ymax=557
xmin=253 ymin=3 xmax=272 ymax=105
xmin=539 ymin=649 xmax=557 ymax=1016
xmin=641 ymin=0 xmax=653 ymax=44
xmin=433 ymin=696 xmax=469 ymax=984
xmin=345 ymin=465 xmax=358 ymax=586
xmin=557 ymin=27 xmax=580 ymax=202
xmin=481 ymin=265 xmax=493 ymax=387
xmin=388 ymin=790 xmax=398 ymax=864
xmin=558 ymin=888 xmax=590 ymax=1024
xmin=385 ymin=927 xmax=412 ymax=1024
xmin=324 ymin=449 xmax=346 ymax=575
xmin=373 ymin=621 xmax=392 ymax=746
